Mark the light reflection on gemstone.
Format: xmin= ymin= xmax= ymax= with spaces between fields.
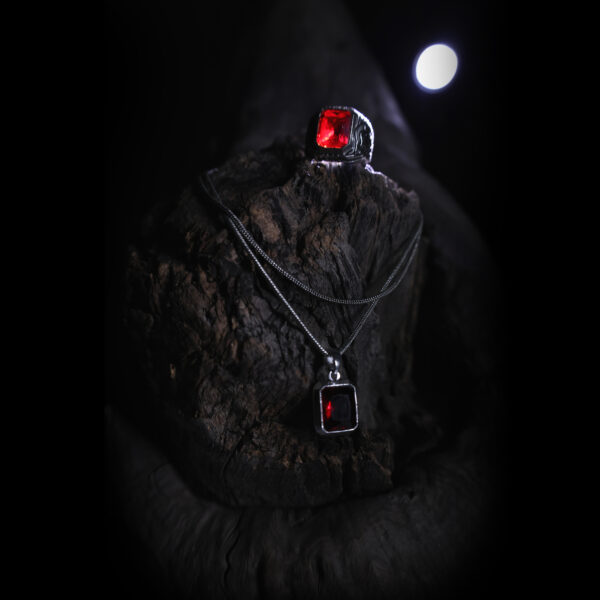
xmin=321 ymin=385 xmax=356 ymax=432
xmin=316 ymin=109 xmax=352 ymax=149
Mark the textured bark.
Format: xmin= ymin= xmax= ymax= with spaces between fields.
xmin=105 ymin=0 xmax=506 ymax=598
xmin=110 ymin=135 xmax=504 ymax=599
xmin=105 ymin=403 xmax=495 ymax=600
xmin=122 ymin=138 xmax=430 ymax=508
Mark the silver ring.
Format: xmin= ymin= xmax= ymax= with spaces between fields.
xmin=305 ymin=106 xmax=374 ymax=164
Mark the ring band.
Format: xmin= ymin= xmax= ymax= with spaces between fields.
xmin=305 ymin=106 xmax=374 ymax=164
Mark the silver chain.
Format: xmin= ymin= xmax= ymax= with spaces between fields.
xmin=200 ymin=171 xmax=423 ymax=361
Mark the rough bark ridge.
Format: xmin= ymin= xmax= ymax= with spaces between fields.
xmin=123 ymin=136 xmax=435 ymax=508
xmin=110 ymin=135 xmax=503 ymax=600
xmin=106 ymin=1 xmax=506 ymax=597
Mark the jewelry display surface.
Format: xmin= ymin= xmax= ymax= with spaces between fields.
xmin=200 ymin=114 xmax=422 ymax=440
xmin=105 ymin=0 xmax=506 ymax=597
xmin=122 ymin=138 xmax=425 ymax=506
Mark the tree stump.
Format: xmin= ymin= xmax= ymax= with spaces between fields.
xmin=122 ymin=135 xmax=435 ymax=508
xmin=105 ymin=2 xmax=506 ymax=597
xmin=109 ymin=128 xmax=505 ymax=598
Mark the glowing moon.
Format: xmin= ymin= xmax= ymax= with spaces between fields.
xmin=415 ymin=44 xmax=458 ymax=91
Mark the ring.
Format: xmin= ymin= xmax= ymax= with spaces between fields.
xmin=305 ymin=106 xmax=374 ymax=164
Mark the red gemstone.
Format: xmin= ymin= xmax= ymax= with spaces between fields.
xmin=316 ymin=109 xmax=352 ymax=149
xmin=320 ymin=384 xmax=357 ymax=432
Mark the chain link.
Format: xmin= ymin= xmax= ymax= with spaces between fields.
xmin=202 ymin=171 xmax=422 ymax=306
xmin=199 ymin=171 xmax=422 ymax=359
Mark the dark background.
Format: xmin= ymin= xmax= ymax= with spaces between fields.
xmin=347 ymin=0 xmax=508 ymax=263
xmin=104 ymin=0 xmax=519 ymax=596
xmin=104 ymin=0 xmax=509 ymax=290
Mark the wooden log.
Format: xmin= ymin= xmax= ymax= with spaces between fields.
xmin=105 ymin=1 xmax=506 ymax=597
xmin=109 ymin=135 xmax=504 ymax=598
xmin=121 ymin=136 xmax=429 ymax=508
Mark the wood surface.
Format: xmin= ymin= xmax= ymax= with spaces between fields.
xmin=105 ymin=1 xmax=507 ymax=597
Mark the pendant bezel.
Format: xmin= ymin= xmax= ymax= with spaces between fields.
xmin=313 ymin=380 xmax=359 ymax=436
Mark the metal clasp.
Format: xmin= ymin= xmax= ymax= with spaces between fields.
xmin=326 ymin=353 xmax=342 ymax=382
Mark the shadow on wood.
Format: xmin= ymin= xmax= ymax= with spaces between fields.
xmin=104 ymin=1 xmax=508 ymax=598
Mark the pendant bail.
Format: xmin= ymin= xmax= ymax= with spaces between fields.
xmin=326 ymin=352 xmax=343 ymax=382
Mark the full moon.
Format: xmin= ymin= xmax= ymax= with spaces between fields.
xmin=414 ymin=44 xmax=458 ymax=91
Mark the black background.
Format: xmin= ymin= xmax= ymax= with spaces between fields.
xmin=104 ymin=0 xmax=528 ymax=596
xmin=346 ymin=0 xmax=508 ymax=264
xmin=104 ymin=0 xmax=510 ymax=289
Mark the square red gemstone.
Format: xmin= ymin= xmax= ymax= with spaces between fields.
xmin=316 ymin=109 xmax=352 ymax=149
xmin=320 ymin=383 xmax=357 ymax=432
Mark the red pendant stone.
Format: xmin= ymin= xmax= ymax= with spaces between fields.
xmin=320 ymin=384 xmax=357 ymax=432
xmin=316 ymin=109 xmax=352 ymax=149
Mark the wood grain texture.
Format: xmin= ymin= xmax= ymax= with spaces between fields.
xmin=105 ymin=404 xmax=495 ymax=600
xmin=108 ymin=136 xmax=504 ymax=598
xmin=105 ymin=0 xmax=506 ymax=597
xmin=122 ymin=138 xmax=428 ymax=508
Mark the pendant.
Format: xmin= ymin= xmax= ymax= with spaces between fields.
xmin=313 ymin=354 xmax=359 ymax=436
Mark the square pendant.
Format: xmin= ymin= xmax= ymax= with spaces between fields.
xmin=314 ymin=382 xmax=358 ymax=436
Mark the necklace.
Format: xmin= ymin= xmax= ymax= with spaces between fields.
xmin=200 ymin=170 xmax=423 ymax=436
